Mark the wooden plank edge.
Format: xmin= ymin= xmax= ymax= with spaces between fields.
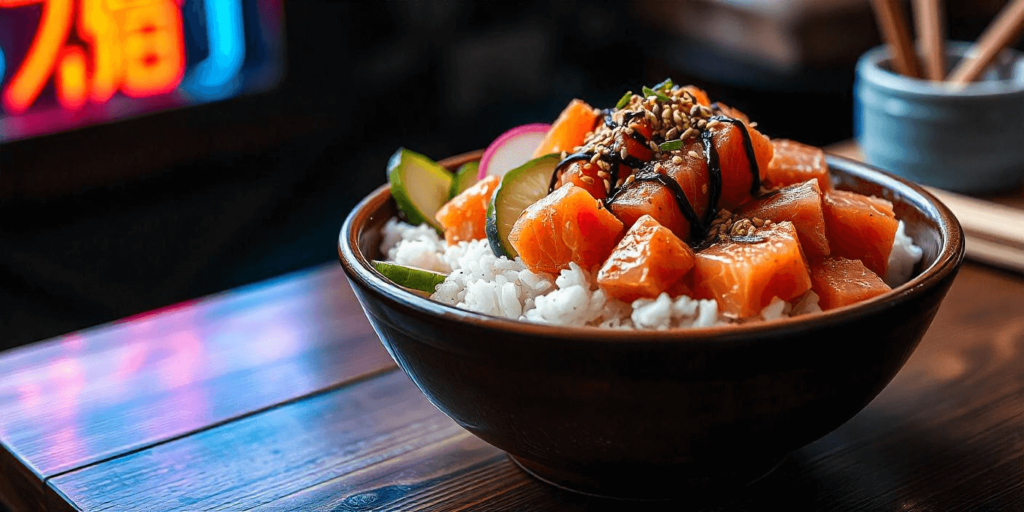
xmin=40 ymin=363 xmax=399 ymax=486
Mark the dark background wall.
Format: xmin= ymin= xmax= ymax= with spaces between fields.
xmin=0 ymin=0 xmax=1014 ymax=350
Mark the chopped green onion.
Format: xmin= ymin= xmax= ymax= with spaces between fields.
xmin=653 ymin=78 xmax=674 ymax=92
xmin=658 ymin=139 xmax=683 ymax=151
xmin=615 ymin=91 xmax=633 ymax=109
xmin=642 ymin=86 xmax=671 ymax=102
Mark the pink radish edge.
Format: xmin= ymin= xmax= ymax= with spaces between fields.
xmin=478 ymin=123 xmax=552 ymax=180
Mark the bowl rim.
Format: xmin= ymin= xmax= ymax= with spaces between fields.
xmin=339 ymin=150 xmax=965 ymax=344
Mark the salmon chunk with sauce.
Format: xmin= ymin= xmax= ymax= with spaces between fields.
xmin=810 ymin=257 xmax=891 ymax=310
xmin=823 ymin=190 xmax=898 ymax=277
xmin=738 ymin=179 xmax=830 ymax=258
xmin=509 ymin=184 xmax=624 ymax=275
xmin=693 ymin=221 xmax=812 ymax=318
xmin=597 ymin=215 xmax=696 ymax=302
xmin=435 ymin=175 xmax=500 ymax=244
xmin=765 ymin=139 xmax=831 ymax=192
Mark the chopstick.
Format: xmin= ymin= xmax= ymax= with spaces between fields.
xmin=871 ymin=0 xmax=922 ymax=78
xmin=963 ymin=237 xmax=1024 ymax=273
xmin=914 ymin=0 xmax=946 ymax=80
xmin=923 ymin=186 xmax=1024 ymax=274
xmin=947 ymin=0 xmax=1024 ymax=84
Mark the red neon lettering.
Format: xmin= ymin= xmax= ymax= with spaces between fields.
xmin=1 ymin=0 xmax=73 ymax=114
xmin=1 ymin=0 xmax=186 ymax=113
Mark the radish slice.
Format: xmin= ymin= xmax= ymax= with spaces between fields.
xmin=478 ymin=123 xmax=551 ymax=180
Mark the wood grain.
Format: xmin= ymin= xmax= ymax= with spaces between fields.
xmin=0 ymin=265 xmax=394 ymax=504
xmin=49 ymin=370 xmax=468 ymax=511
xmin=39 ymin=263 xmax=1024 ymax=511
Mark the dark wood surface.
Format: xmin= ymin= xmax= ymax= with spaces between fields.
xmin=3 ymin=258 xmax=1024 ymax=510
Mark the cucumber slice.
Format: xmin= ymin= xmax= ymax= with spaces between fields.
xmin=485 ymin=154 xmax=561 ymax=258
xmin=449 ymin=161 xmax=480 ymax=198
xmin=387 ymin=148 xmax=453 ymax=232
xmin=372 ymin=261 xmax=448 ymax=294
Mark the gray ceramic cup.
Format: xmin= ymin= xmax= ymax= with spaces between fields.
xmin=855 ymin=42 xmax=1024 ymax=193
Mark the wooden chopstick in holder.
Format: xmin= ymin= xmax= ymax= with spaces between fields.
xmin=871 ymin=0 xmax=923 ymax=78
xmin=914 ymin=0 xmax=946 ymax=81
xmin=947 ymin=0 xmax=1024 ymax=84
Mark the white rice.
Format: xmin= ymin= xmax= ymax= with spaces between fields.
xmin=885 ymin=221 xmax=924 ymax=287
xmin=379 ymin=217 xmax=925 ymax=329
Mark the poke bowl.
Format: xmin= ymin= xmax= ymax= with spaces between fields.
xmin=337 ymin=84 xmax=964 ymax=500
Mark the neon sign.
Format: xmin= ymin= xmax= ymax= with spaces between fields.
xmin=0 ymin=0 xmax=283 ymax=141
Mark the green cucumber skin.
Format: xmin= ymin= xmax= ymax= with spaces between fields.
xmin=485 ymin=201 xmax=509 ymax=258
xmin=485 ymin=154 xmax=561 ymax=259
xmin=372 ymin=261 xmax=448 ymax=294
xmin=450 ymin=161 xmax=480 ymax=198
xmin=387 ymin=148 xmax=451 ymax=234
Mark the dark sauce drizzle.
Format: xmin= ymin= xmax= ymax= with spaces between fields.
xmin=548 ymin=110 xmax=762 ymax=243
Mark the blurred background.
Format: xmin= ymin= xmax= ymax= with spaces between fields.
xmin=0 ymin=0 xmax=1018 ymax=350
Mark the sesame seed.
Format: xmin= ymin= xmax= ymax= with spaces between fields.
xmin=597 ymin=170 xmax=610 ymax=178
xmin=697 ymin=119 xmax=707 ymax=129
xmin=688 ymin=150 xmax=700 ymax=159
xmin=581 ymin=176 xmax=595 ymax=184
xmin=665 ymin=127 xmax=678 ymax=139
xmin=620 ymin=147 xmax=628 ymax=160
xmin=706 ymin=119 xmax=720 ymax=129
xmin=682 ymin=128 xmax=697 ymax=140
xmin=672 ymin=156 xmax=683 ymax=164
xmin=690 ymin=105 xmax=700 ymax=116
xmin=604 ymin=180 xmax=611 ymax=192
xmin=590 ymin=153 xmax=601 ymax=164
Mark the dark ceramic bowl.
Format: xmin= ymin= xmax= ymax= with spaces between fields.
xmin=338 ymin=151 xmax=964 ymax=500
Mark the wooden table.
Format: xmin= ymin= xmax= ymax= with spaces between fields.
xmin=2 ymin=258 xmax=1024 ymax=511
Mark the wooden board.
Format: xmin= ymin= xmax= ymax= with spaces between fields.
xmin=4 ymin=260 xmax=1024 ymax=510
xmin=0 ymin=265 xmax=395 ymax=510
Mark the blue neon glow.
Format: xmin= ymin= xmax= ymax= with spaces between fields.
xmin=0 ymin=45 xmax=6 ymax=85
xmin=182 ymin=0 xmax=246 ymax=100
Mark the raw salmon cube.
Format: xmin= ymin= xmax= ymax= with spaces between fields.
xmin=693 ymin=221 xmax=812 ymax=318
xmin=765 ymin=139 xmax=831 ymax=192
xmin=712 ymin=119 xmax=774 ymax=211
xmin=533 ymin=99 xmax=601 ymax=158
xmin=609 ymin=138 xmax=710 ymax=243
xmin=823 ymin=190 xmax=898 ymax=277
xmin=509 ymin=184 xmax=624 ymax=275
xmin=738 ymin=179 xmax=830 ymax=258
xmin=436 ymin=175 xmax=500 ymax=244
xmin=597 ymin=215 xmax=696 ymax=302
xmin=810 ymin=257 xmax=891 ymax=310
